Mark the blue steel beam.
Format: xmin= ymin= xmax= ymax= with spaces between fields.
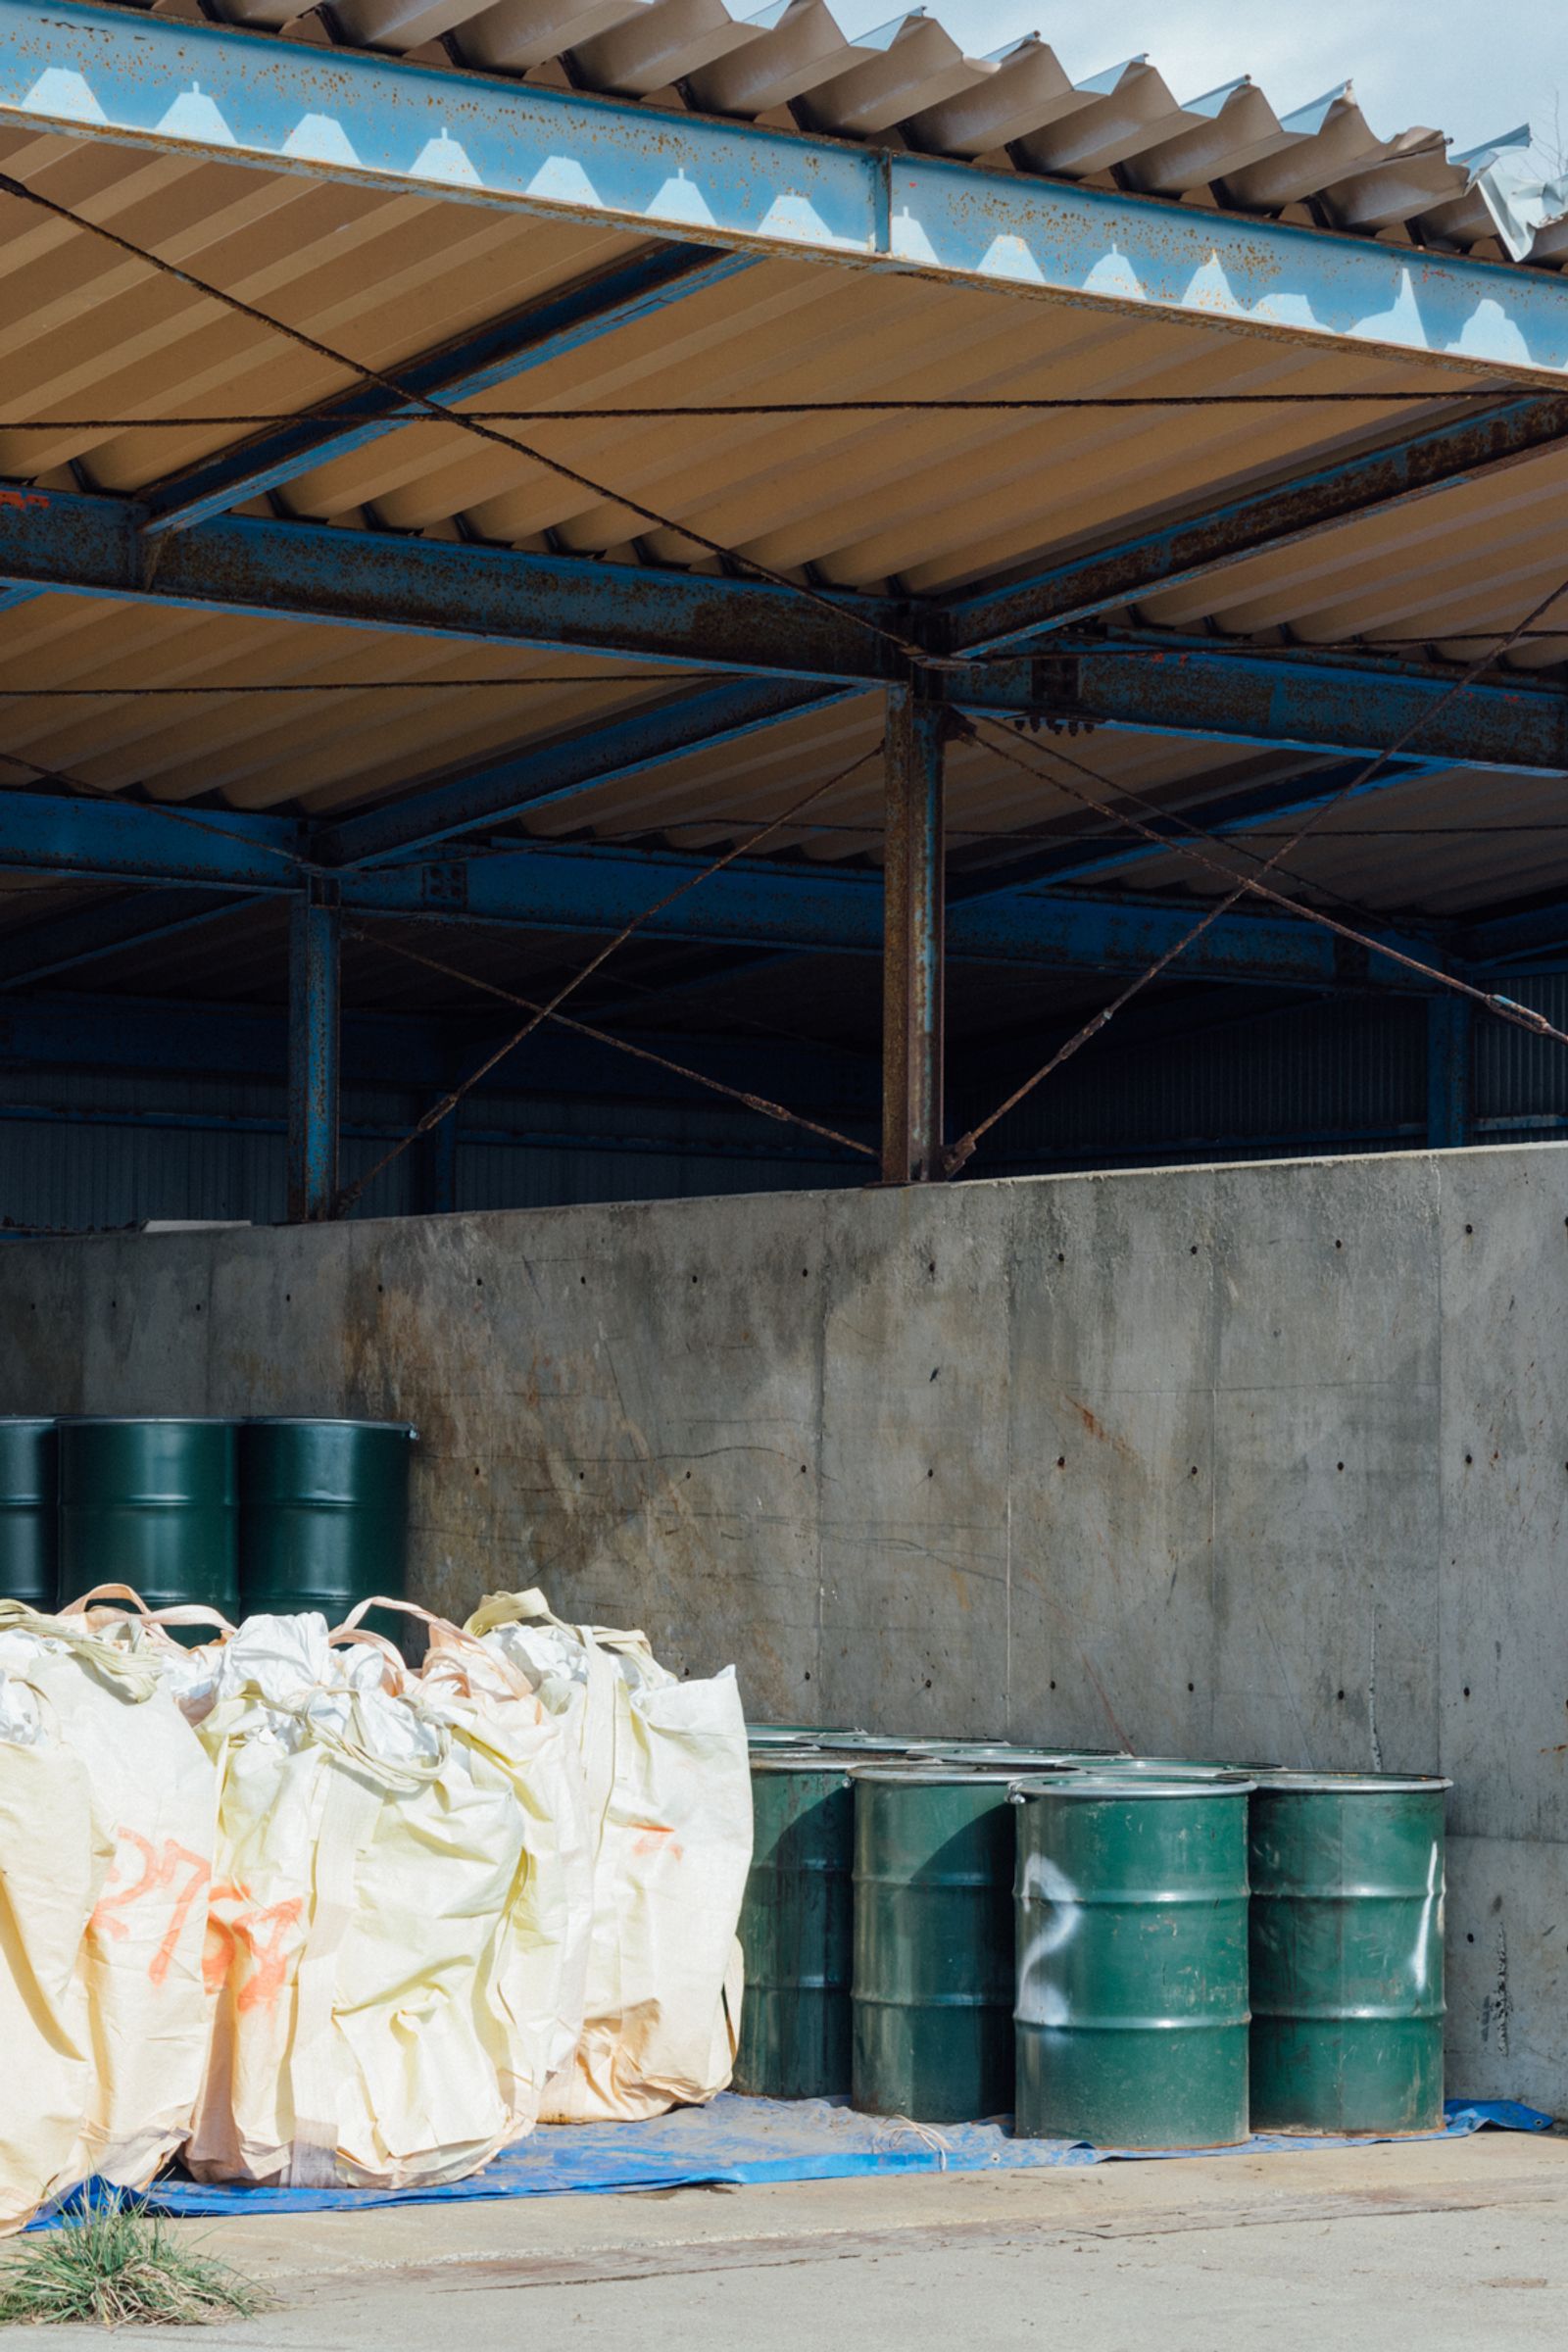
xmin=141 ymin=247 xmax=758 ymax=536
xmin=9 ymin=480 xmax=1568 ymax=773
xmin=947 ymin=398 xmax=1568 ymax=656
xmin=6 ymin=2 xmax=1568 ymax=382
xmin=0 ymin=480 xmax=899 ymax=683
xmin=353 ymin=839 xmax=1442 ymax=991
xmin=950 ymin=757 xmax=1446 ymax=903
xmin=0 ymin=889 xmax=264 ymax=989
xmin=1460 ymin=900 xmax=1568 ymax=965
xmin=286 ymin=888 xmax=340 ymax=1221
xmin=0 ymin=792 xmax=1457 ymax=985
xmin=958 ymin=651 xmax=1568 ymax=775
xmin=0 ymin=790 xmax=303 ymax=890
xmin=318 ymin=679 xmax=851 ymax=867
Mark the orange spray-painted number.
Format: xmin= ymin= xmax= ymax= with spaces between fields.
xmin=90 ymin=1832 xmax=212 ymax=1987
xmin=204 ymin=1882 xmax=304 ymax=2015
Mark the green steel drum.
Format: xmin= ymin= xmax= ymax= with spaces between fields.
xmin=853 ymin=1768 xmax=1017 ymax=2123
xmin=1013 ymin=1774 xmax=1254 ymax=2150
xmin=735 ymin=1758 xmax=855 ymax=2099
xmin=239 ymin=1418 xmax=416 ymax=1625
xmin=935 ymin=1744 xmax=1103 ymax=1772
xmin=1249 ymin=1771 xmax=1450 ymax=2134
xmin=818 ymin=1733 xmax=922 ymax=1754
xmin=57 ymin=1418 xmax=238 ymax=1628
xmin=0 ymin=1418 xmax=56 ymax=1612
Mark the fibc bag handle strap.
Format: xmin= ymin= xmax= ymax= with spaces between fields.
xmin=334 ymin=1594 xmax=520 ymax=1677
xmin=57 ymin=1584 xmax=237 ymax=1639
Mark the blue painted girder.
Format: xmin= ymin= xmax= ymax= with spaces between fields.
xmin=949 ymin=757 xmax=1446 ymax=902
xmin=140 ymin=247 xmax=759 ymax=537
xmin=5 ymin=1 xmax=1568 ymax=381
xmin=347 ymin=840 xmax=1442 ymax=992
xmin=7 ymin=479 xmax=1568 ymax=772
xmin=0 ymin=888 xmax=261 ymax=987
xmin=957 ymin=653 xmax=1568 ymax=775
xmin=1459 ymin=899 xmax=1568 ymax=965
xmin=318 ymin=679 xmax=853 ymax=865
xmin=947 ymin=397 xmax=1568 ymax=656
xmin=0 ymin=789 xmax=1440 ymax=988
xmin=0 ymin=478 xmax=901 ymax=683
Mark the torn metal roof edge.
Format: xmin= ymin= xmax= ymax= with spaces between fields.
xmin=3 ymin=0 xmax=1567 ymax=383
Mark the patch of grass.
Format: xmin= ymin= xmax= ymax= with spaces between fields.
xmin=0 ymin=2191 xmax=271 ymax=2329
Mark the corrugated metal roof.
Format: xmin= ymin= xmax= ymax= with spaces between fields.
xmin=87 ymin=1 xmax=1568 ymax=268
xmin=0 ymin=13 xmax=1566 ymax=1097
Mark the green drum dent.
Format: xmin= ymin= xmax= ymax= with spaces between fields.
xmin=735 ymin=1758 xmax=855 ymax=2101
xmin=852 ymin=1768 xmax=1017 ymax=2125
xmin=239 ymin=1418 xmax=416 ymax=1631
xmin=57 ymin=1417 xmax=239 ymax=1634
xmin=1013 ymin=1774 xmax=1254 ymax=2150
xmin=1249 ymin=1771 xmax=1450 ymax=2134
xmin=0 ymin=1418 xmax=56 ymax=1613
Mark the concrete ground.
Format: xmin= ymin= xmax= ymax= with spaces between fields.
xmin=15 ymin=2131 xmax=1568 ymax=2350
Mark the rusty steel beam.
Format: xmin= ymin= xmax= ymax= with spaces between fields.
xmin=949 ymin=394 xmax=1568 ymax=654
xmin=882 ymin=690 xmax=948 ymax=1185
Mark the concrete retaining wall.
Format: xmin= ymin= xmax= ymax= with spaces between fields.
xmin=1 ymin=1145 xmax=1563 ymax=2110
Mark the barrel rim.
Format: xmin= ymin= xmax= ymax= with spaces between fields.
xmin=55 ymin=1415 xmax=237 ymax=1428
xmin=852 ymin=1765 xmax=1025 ymax=1786
xmin=240 ymin=1417 xmax=418 ymax=1437
xmin=1250 ymin=1769 xmax=1452 ymax=1793
xmin=749 ymin=1757 xmax=854 ymax=1778
xmin=1013 ymin=1773 xmax=1257 ymax=1799
xmin=0 ymin=1416 xmax=56 ymax=1430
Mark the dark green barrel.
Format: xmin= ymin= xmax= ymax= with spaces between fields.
xmin=935 ymin=1745 xmax=1088 ymax=1772
xmin=1249 ymin=1771 xmax=1449 ymax=2134
xmin=238 ymin=1418 xmax=416 ymax=1624
xmin=853 ymin=1768 xmax=1016 ymax=2124
xmin=735 ymin=1759 xmax=855 ymax=2100
xmin=57 ymin=1418 xmax=238 ymax=1627
xmin=1014 ymin=1774 xmax=1254 ymax=2150
xmin=818 ymin=1733 xmax=922 ymax=1754
xmin=0 ymin=1419 xmax=56 ymax=1612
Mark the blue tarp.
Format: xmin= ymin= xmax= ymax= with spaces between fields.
xmin=36 ymin=2094 xmax=1553 ymax=2225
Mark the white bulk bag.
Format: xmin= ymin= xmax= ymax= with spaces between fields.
xmin=184 ymin=1612 xmax=583 ymax=2188
xmin=466 ymin=1590 xmax=751 ymax=2124
xmin=0 ymin=1602 xmax=217 ymax=2227
xmin=0 ymin=1640 xmax=102 ymax=2234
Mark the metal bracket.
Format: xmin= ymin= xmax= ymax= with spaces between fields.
xmin=421 ymin=861 xmax=468 ymax=911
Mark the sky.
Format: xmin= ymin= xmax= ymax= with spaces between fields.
xmin=838 ymin=2 xmax=1567 ymax=163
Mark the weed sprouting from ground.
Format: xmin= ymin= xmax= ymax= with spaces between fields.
xmin=0 ymin=2191 xmax=271 ymax=2328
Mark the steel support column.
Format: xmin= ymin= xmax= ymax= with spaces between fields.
xmin=287 ymin=886 xmax=341 ymax=1222
xmin=1427 ymin=993 xmax=1473 ymax=1149
xmin=882 ymin=690 xmax=947 ymax=1185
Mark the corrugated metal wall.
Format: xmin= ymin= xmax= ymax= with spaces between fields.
xmin=6 ymin=982 xmax=1568 ymax=1231
xmin=0 ymin=1069 xmax=864 ymax=1232
xmin=972 ymin=997 xmax=1429 ymax=1172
